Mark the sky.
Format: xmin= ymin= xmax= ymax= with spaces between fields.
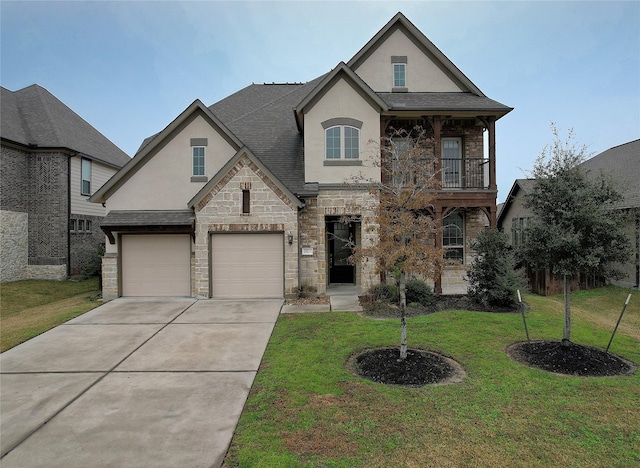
xmin=2 ymin=0 xmax=638 ymax=202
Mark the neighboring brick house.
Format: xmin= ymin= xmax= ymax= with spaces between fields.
xmin=498 ymin=139 xmax=640 ymax=293
xmin=0 ymin=84 xmax=130 ymax=282
xmin=91 ymin=13 xmax=512 ymax=301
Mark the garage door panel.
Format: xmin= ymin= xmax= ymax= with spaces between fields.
xmin=121 ymin=235 xmax=191 ymax=297
xmin=211 ymin=233 xmax=283 ymax=298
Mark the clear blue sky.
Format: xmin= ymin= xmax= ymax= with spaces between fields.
xmin=2 ymin=1 xmax=638 ymax=202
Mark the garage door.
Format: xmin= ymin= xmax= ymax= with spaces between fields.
xmin=121 ymin=234 xmax=191 ymax=296
xmin=211 ymin=233 xmax=283 ymax=298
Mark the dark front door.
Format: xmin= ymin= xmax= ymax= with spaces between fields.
xmin=328 ymin=220 xmax=355 ymax=283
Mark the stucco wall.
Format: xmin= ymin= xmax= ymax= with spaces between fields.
xmin=303 ymin=78 xmax=381 ymax=184
xmin=107 ymin=114 xmax=237 ymax=211
xmin=352 ymin=28 xmax=463 ymax=93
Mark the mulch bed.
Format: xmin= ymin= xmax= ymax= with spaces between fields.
xmin=350 ymin=347 xmax=465 ymax=386
xmin=507 ymin=341 xmax=636 ymax=377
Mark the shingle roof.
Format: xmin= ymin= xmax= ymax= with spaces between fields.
xmin=209 ymin=79 xmax=324 ymax=194
xmin=101 ymin=210 xmax=195 ymax=227
xmin=1 ymin=84 xmax=130 ymax=168
xmin=378 ymin=92 xmax=512 ymax=115
xmin=580 ymin=139 xmax=640 ymax=210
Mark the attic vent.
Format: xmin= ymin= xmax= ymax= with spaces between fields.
xmin=240 ymin=181 xmax=252 ymax=190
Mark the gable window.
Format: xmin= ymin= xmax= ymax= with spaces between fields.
xmin=192 ymin=147 xmax=205 ymax=176
xmin=443 ymin=212 xmax=464 ymax=263
xmin=81 ymin=158 xmax=91 ymax=195
xmin=442 ymin=138 xmax=462 ymax=188
xmin=325 ymin=126 xmax=360 ymax=160
xmin=242 ymin=190 xmax=250 ymax=214
xmin=393 ymin=63 xmax=406 ymax=87
xmin=391 ymin=56 xmax=408 ymax=91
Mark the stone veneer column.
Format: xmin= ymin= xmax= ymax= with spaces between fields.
xmin=101 ymin=253 xmax=118 ymax=301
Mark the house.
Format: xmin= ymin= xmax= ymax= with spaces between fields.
xmin=498 ymin=139 xmax=640 ymax=293
xmin=0 ymin=84 xmax=131 ymax=282
xmin=90 ymin=12 xmax=513 ymax=301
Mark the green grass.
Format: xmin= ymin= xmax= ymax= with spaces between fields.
xmin=224 ymin=287 xmax=640 ymax=467
xmin=1 ymin=278 xmax=101 ymax=352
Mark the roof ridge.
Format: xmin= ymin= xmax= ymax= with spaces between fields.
xmin=220 ymin=81 xmax=314 ymax=126
xmin=32 ymin=85 xmax=64 ymax=146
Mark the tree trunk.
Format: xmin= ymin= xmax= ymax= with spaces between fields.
xmin=399 ymin=271 xmax=407 ymax=360
xmin=563 ymin=274 xmax=571 ymax=345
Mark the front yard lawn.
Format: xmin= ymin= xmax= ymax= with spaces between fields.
xmin=224 ymin=287 xmax=639 ymax=467
xmin=1 ymin=278 xmax=101 ymax=352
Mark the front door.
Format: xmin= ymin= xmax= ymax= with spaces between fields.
xmin=328 ymin=220 xmax=355 ymax=283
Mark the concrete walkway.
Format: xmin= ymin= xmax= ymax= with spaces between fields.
xmin=0 ymin=297 xmax=283 ymax=468
xmin=281 ymin=284 xmax=363 ymax=314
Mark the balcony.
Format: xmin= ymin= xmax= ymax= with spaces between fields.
xmin=440 ymin=157 xmax=490 ymax=189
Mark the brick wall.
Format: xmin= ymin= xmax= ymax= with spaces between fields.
xmin=69 ymin=214 xmax=105 ymax=276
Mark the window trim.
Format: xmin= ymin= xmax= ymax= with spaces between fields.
xmin=81 ymin=158 xmax=91 ymax=196
xmin=192 ymin=146 xmax=205 ymax=176
xmin=393 ymin=62 xmax=406 ymax=88
xmin=443 ymin=212 xmax=465 ymax=263
xmin=324 ymin=125 xmax=360 ymax=160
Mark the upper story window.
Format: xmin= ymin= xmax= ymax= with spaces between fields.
xmin=512 ymin=217 xmax=529 ymax=247
xmin=192 ymin=147 xmax=205 ymax=175
xmin=393 ymin=63 xmax=406 ymax=87
xmin=321 ymin=116 xmax=365 ymax=162
xmin=326 ymin=126 xmax=359 ymax=160
xmin=81 ymin=158 xmax=91 ymax=195
xmin=391 ymin=56 xmax=408 ymax=91
xmin=442 ymin=138 xmax=462 ymax=188
xmin=190 ymin=138 xmax=208 ymax=181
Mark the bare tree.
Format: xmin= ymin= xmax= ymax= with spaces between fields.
xmin=348 ymin=126 xmax=445 ymax=359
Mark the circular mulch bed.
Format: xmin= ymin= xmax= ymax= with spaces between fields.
xmin=348 ymin=347 xmax=466 ymax=386
xmin=507 ymin=341 xmax=637 ymax=377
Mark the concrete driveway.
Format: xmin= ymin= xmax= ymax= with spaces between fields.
xmin=0 ymin=297 xmax=283 ymax=467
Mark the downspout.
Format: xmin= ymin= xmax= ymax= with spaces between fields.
xmin=297 ymin=205 xmax=302 ymax=296
xmin=66 ymin=153 xmax=75 ymax=277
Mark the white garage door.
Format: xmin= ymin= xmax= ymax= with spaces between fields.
xmin=211 ymin=233 xmax=283 ymax=298
xmin=121 ymin=234 xmax=191 ymax=297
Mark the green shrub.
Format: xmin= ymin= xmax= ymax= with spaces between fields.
xmin=406 ymin=278 xmax=436 ymax=306
xmin=467 ymin=228 xmax=526 ymax=308
xmin=369 ymin=283 xmax=399 ymax=303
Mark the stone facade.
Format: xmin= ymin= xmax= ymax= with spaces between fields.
xmin=0 ymin=210 xmax=28 ymax=282
xmin=193 ymin=155 xmax=299 ymax=298
xmin=299 ymin=188 xmax=379 ymax=295
xmin=101 ymin=253 xmax=118 ymax=301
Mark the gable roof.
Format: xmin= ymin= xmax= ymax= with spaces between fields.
xmin=208 ymin=79 xmax=324 ymax=194
xmin=189 ymin=146 xmax=304 ymax=210
xmin=580 ymin=139 xmax=640 ymax=210
xmin=496 ymin=178 xmax=535 ymax=228
xmin=348 ymin=12 xmax=485 ymax=97
xmin=1 ymin=84 xmax=130 ymax=168
xmin=90 ymin=99 xmax=242 ymax=204
xmin=294 ymin=62 xmax=389 ymax=130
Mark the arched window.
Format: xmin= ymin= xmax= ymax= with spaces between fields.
xmin=325 ymin=125 xmax=360 ymax=160
xmin=443 ymin=212 xmax=464 ymax=263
